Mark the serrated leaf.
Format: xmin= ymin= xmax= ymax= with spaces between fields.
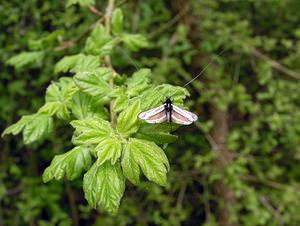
xmin=111 ymin=8 xmax=123 ymax=34
xmin=71 ymin=91 xmax=108 ymax=119
xmin=85 ymin=24 xmax=118 ymax=56
xmin=38 ymin=102 xmax=60 ymax=116
xmin=55 ymin=54 xmax=100 ymax=74
xmin=22 ymin=113 xmax=53 ymax=144
xmin=74 ymin=68 xmax=112 ymax=97
xmin=134 ymin=124 xmax=178 ymax=144
xmin=126 ymin=68 xmax=151 ymax=96
xmin=127 ymin=69 xmax=151 ymax=87
xmin=44 ymin=78 xmax=78 ymax=119
xmin=121 ymin=142 xmax=140 ymax=185
xmin=70 ymin=118 xmax=113 ymax=145
xmin=7 ymin=51 xmax=44 ymax=69
xmin=83 ymin=161 xmax=125 ymax=214
xmin=140 ymin=84 xmax=190 ymax=110
xmin=66 ymin=0 xmax=95 ymax=7
xmin=122 ymin=138 xmax=169 ymax=186
xmin=113 ymin=94 xmax=129 ymax=113
xmin=2 ymin=115 xmax=35 ymax=137
xmin=116 ymin=100 xmax=141 ymax=137
xmin=43 ymin=146 xmax=91 ymax=182
xmin=96 ymin=138 xmax=122 ymax=166
xmin=122 ymin=34 xmax=149 ymax=51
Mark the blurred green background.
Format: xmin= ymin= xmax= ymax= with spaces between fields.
xmin=1 ymin=0 xmax=300 ymax=225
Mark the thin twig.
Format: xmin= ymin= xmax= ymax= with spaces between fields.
xmin=148 ymin=3 xmax=190 ymax=39
xmin=242 ymin=175 xmax=300 ymax=192
xmin=54 ymin=18 xmax=103 ymax=51
xmin=65 ymin=179 xmax=79 ymax=226
xmin=259 ymin=195 xmax=284 ymax=226
xmin=251 ymin=47 xmax=300 ymax=80
xmin=104 ymin=0 xmax=117 ymax=127
xmin=176 ymin=183 xmax=187 ymax=207
xmin=88 ymin=5 xmax=104 ymax=17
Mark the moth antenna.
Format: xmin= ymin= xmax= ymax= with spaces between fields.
xmin=119 ymin=47 xmax=141 ymax=71
xmin=183 ymin=49 xmax=226 ymax=87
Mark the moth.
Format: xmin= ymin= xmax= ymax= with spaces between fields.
xmin=138 ymin=98 xmax=198 ymax=125
xmin=138 ymin=49 xmax=225 ymax=125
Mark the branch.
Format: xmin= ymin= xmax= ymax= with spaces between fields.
xmin=88 ymin=5 xmax=104 ymax=17
xmin=65 ymin=179 xmax=79 ymax=226
xmin=148 ymin=2 xmax=190 ymax=39
xmin=54 ymin=18 xmax=103 ymax=51
xmin=104 ymin=0 xmax=117 ymax=127
xmin=251 ymin=47 xmax=300 ymax=80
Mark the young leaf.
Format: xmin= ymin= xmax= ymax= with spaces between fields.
xmin=111 ymin=8 xmax=124 ymax=34
xmin=96 ymin=138 xmax=122 ymax=166
xmin=22 ymin=113 xmax=53 ymax=144
xmin=43 ymin=146 xmax=92 ymax=182
xmin=83 ymin=161 xmax=125 ymax=214
xmin=121 ymin=142 xmax=140 ymax=185
xmin=70 ymin=118 xmax=113 ymax=145
xmin=44 ymin=78 xmax=78 ymax=119
xmin=85 ymin=24 xmax=118 ymax=56
xmin=38 ymin=102 xmax=60 ymax=116
xmin=126 ymin=69 xmax=151 ymax=96
xmin=55 ymin=54 xmax=100 ymax=74
xmin=122 ymin=138 xmax=169 ymax=186
xmin=71 ymin=92 xmax=108 ymax=119
xmin=2 ymin=115 xmax=35 ymax=137
xmin=116 ymin=100 xmax=141 ymax=137
xmin=112 ymin=94 xmax=129 ymax=113
xmin=74 ymin=68 xmax=112 ymax=97
xmin=122 ymin=34 xmax=149 ymax=51
xmin=7 ymin=51 xmax=44 ymax=69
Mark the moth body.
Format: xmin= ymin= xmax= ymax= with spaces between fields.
xmin=138 ymin=98 xmax=198 ymax=125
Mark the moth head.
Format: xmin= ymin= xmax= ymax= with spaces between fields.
xmin=165 ymin=98 xmax=172 ymax=104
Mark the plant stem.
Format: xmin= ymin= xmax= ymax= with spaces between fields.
xmin=104 ymin=0 xmax=116 ymax=127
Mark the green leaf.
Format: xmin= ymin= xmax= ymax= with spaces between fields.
xmin=70 ymin=118 xmax=113 ymax=145
xmin=55 ymin=54 xmax=100 ymax=74
xmin=122 ymin=138 xmax=169 ymax=186
xmin=140 ymin=84 xmax=189 ymax=110
xmin=121 ymin=142 xmax=140 ymax=185
xmin=85 ymin=24 xmax=119 ymax=56
xmin=38 ymin=102 xmax=60 ymax=116
xmin=71 ymin=91 xmax=108 ymax=119
xmin=2 ymin=115 xmax=35 ymax=137
xmin=43 ymin=78 xmax=78 ymax=119
xmin=122 ymin=34 xmax=149 ymax=51
xmin=83 ymin=161 xmax=125 ymax=214
xmin=74 ymin=68 xmax=112 ymax=97
xmin=96 ymin=138 xmax=122 ymax=166
xmin=66 ymin=0 xmax=94 ymax=7
xmin=7 ymin=51 xmax=44 ymax=69
xmin=22 ymin=113 xmax=53 ymax=144
xmin=116 ymin=100 xmax=141 ymax=137
xmin=2 ymin=113 xmax=53 ymax=144
xmin=126 ymin=68 xmax=151 ymax=97
xmin=111 ymin=8 xmax=123 ymax=34
xmin=134 ymin=124 xmax=178 ymax=144
xmin=71 ymin=91 xmax=93 ymax=119
xmin=112 ymin=94 xmax=129 ymax=113
xmin=43 ymin=146 xmax=92 ymax=182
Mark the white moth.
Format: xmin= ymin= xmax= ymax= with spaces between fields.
xmin=138 ymin=98 xmax=198 ymax=125
xmin=138 ymin=49 xmax=225 ymax=125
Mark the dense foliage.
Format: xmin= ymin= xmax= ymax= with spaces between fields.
xmin=1 ymin=0 xmax=300 ymax=226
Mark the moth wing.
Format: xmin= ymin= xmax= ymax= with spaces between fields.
xmin=171 ymin=105 xmax=198 ymax=125
xmin=138 ymin=105 xmax=167 ymax=124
